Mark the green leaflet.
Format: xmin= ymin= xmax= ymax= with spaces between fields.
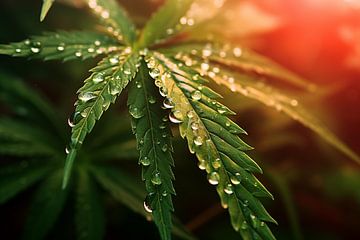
xmin=22 ymin=170 xmax=68 ymax=240
xmin=0 ymin=118 xmax=59 ymax=155
xmin=0 ymin=164 xmax=51 ymax=204
xmin=63 ymin=51 xmax=140 ymax=188
xmin=160 ymin=42 xmax=315 ymax=91
xmin=76 ymin=169 xmax=105 ymax=240
xmin=40 ymin=0 xmax=55 ymax=21
xmin=146 ymin=52 xmax=276 ymax=240
xmin=85 ymin=0 xmax=136 ymax=44
xmin=128 ymin=61 xmax=175 ymax=240
xmin=0 ymin=31 xmax=120 ymax=62
xmin=0 ymin=73 xmax=63 ymax=138
xmin=90 ymin=165 xmax=195 ymax=240
xmin=169 ymin=51 xmax=360 ymax=165
xmin=138 ymin=0 xmax=194 ymax=48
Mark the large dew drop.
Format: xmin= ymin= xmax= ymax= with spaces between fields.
xmin=78 ymin=92 xmax=96 ymax=102
xmin=208 ymin=172 xmax=220 ymax=185
xmin=140 ymin=157 xmax=150 ymax=166
xmin=169 ymin=111 xmax=183 ymax=124
xmin=230 ymin=173 xmax=241 ymax=185
xmin=224 ymin=183 xmax=234 ymax=195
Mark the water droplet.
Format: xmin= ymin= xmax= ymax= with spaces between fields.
xmin=15 ymin=48 xmax=22 ymax=53
xmin=148 ymin=96 xmax=156 ymax=104
xmin=192 ymin=74 xmax=200 ymax=81
xmin=30 ymin=47 xmax=40 ymax=53
xmin=260 ymin=221 xmax=265 ymax=227
xmin=75 ymin=51 xmax=82 ymax=57
xmin=147 ymin=58 xmax=156 ymax=68
xmin=163 ymin=98 xmax=174 ymax=109
xmin=57 ymin=43 xmax=65 ymax=51
xmin=194 ymin=136 xmax=203 ymax=146
xmin=151 ymin=171 xmax=162 ymax=185
xmin=191 ymin=122 xmax=199 ymax=131
xmin=180 ymin=17 xmax=187 ymax=25
xmin=202 ymin=48 xmax=212 ymax=57
xmin=109 ymin=56 xmax=119 ymax=64
xmin=187 ymin=111 xmax=195 ymax=118
xmin=219 ymin=51 xmax=227 ymax=58
xmin=191 ymin=90 xmax=202 ymax=101
xmin=212 ymin=158 xmax=221 ymax=169
xmin=217 ymin=108 xmax=226 ymax=114
xmin=169 ymin=111 xmax=183 ymax=123
xmin=24 ymin=39 xmax=31 ymax=45
xmin=124 ymin=69 xmax=131 ymax=75
xmin=67 ymin=117 xmax=75 ymax=128
xmin=79 ymin=92 xmax=96 ymax=102
xmin=143 ymin=195 xmax=153 ymax=213
xmin=162 ymin=190 xmax=168 ymax=197
xmin=149 ymin=68 xmax=160 ymax=78
xmin=110 ymin=86 xmax=121 ymax=95
xmin=201 ymin=63 xmax=210 ymax=71
xmin=136 ymin=82 xmax=142 ymax=88
xmin=243 ymin=200 xmax=249 ymax=207
xmin=93 ymin=73 xmax=104 ymax=83
xmin=198 ymin=160 xmax=206 ymax=170
xmin=161 ymin=144 xmax=168 ymax=152
xmin=233 ymin=47 xmax=242 ymax=57
xmin=101 ymin=10 xmax=110 ymax=19
xmin=65 ymin=146 xmax=70 ymax=154
xmin=94 ymin=40 xmax=101 ymax=46
xmin=230 ymin=173 xmax=241 ymax=185
xmin=80 ymin=108 xmax=90 ymax=118
xmin=241 ymin=221 xmax=248 ymax=230
xmin=87 ymin=47 xmax=95 ymax=53
xmin=159 ymin=87 xmax=167 ymax=97
xmin=290 ymin=99 xmax=298 ymax=106
xmin=166 ymin=28 xmax=174 ymax=35
xmin=224 ymin=183 xmax=234 ymax=195
xmin=208 ymin=172 xmax=220 ymax=185
xmin=140 ymin=157 xmax=150 ymax=166
xmin=129 ymin=106 xmax=144 ymax=118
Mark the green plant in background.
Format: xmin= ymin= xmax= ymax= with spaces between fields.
xmin=0 ymin=0 xmax=359 ymax=239
xmin=0 ymin=74 xmax=193 ymax=239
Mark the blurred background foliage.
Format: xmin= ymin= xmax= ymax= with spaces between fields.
xmin=0 ymin=0 xmax=359 ymax=239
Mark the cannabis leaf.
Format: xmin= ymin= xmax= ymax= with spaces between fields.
xmin=1 ymin=0 xmax=359 ymax=239
xmin=0 ymin=31 xmax=120 ymax=62
xmin=145 ymin=52 xmax=276 ymax=239
xmin=63 ymin=51 xmax=140 ymax=187
xmin=128 ymin=62 xmax=175 ymax=240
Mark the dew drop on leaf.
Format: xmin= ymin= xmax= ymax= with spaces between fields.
xmin=148 ymin=96 xmax=156 ymax=104
xmin=163 ymin=98 xmax=174 ymax=109
xmin=15 ymin=48 xmax=22 ymax=53
xmin=194 ymin=136 xmax=203 ymax=146
xmin=230 ymin=173 xmax=241 ymax=185
xmin=124 ymin=69 xmax=131 ymax=75
xmin=75 ymin=51 xmax=82 ymax=57
xmin=149 ymin=68 xmax=160 ymax=78
xmin=140 ymin=156 xmax=150 ymax=166
xmin=233 ymin=47 xmax=242 ymax=57
xmin=191 ymin=90 xmax=202 ymax=101
xmin=241 ymin=221 xmax=248 ymax=230
xmin=161 ymin=144 xmax=168 ymax=152
xmin=198 ymin=160 xmax=206 ymax=170
xmin=143 ymin=195 xmax=153 ymax=213
xmin=129 ymin=106 xmax=144 ymax=119
xmin=224 ymin=183 xmax=234 ymax=195
xmin=109 ymin=56 xmax=119 ymax=64
xmin=208 ymin=172 xmax=220 ymax=185
xmin=169 ymin=111 xmax=183 ymax=123
xmin=78 ymin=92 xmax=96 ymax=102
xmin=92 ymin=73 xmax=104 ymax=83
xmin=65 ymin=146 xmax=70 ymax=154
xmin=212 ymin=158 xmax=221 ymax=169
xmin=151 ymin=171 xmax=162 ymax=185
xmin=191 ymin=122 xmax=199 ymax=131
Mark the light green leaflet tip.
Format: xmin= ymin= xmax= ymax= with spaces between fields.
xmin=40 ymin=0 xmax=55 ymax=22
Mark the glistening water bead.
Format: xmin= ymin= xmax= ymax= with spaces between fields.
xmin=151 ymin=171 xmax=162 ymax=185
xmin=208 ymin=172 xmax=220 ymax=185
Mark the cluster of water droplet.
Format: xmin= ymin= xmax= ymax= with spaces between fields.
xmin=88 ymin=0 xmax=111 ymax=20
